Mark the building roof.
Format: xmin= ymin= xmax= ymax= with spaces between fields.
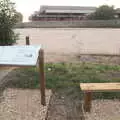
xmin=40 ymin=5 xmax=96 ymax=14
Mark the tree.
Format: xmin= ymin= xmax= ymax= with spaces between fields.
xmin=14 ymin=12 xmax=23 ymax=23
xmin=88 ymin=5 xmax=115 ymax=20
xmin=0 ymin=0 xmax=19 ymax=45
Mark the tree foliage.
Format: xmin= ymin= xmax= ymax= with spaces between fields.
xmin=0 ymin=0 xmax=19 ymax=45
xmin=14 ymin=12 xmax=23 ymax=23
xmin=88 ymin=5 xmax=115 ymax=20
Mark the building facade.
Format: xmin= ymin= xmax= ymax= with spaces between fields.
xmin=29 ymin=5 xmax=96 ymax=21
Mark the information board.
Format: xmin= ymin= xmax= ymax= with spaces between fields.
xmin=0 ymin=45 xmax=41 ymax=66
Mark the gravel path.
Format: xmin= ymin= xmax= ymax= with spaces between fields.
xmin=0 ymin=67 xmax=52 ymax=120
xmin=0 ymin=67 xmax=16 ymax=86
xmin=0 ymin=88 xmax=52 ymax=120
xmin=85 ymin=100 xmax=120 ymax=120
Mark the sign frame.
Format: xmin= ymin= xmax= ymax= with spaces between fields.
xmin=0 ymin=45 xmax=46 ymax=106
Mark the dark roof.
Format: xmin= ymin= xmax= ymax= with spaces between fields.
xmin=40 ymin=5 xmax=96 ymax=14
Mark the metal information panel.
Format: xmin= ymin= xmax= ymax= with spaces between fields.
xmin=0 ymin=45 xmax=41 ymax=66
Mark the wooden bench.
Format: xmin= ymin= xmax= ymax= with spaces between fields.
xmin=80 ymin=83 xmax=120 ymax=112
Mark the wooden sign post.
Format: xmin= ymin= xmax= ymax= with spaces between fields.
xmin=26 ymin=36 xmax=30 ymax=45
xmin=39 ymin=49 xmax=46 ymax=105
xmin=0 ymin=45 xmax=46 ymax=106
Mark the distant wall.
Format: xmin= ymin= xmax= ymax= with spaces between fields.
xmin=15 ymin=20 xmax=120 ymax=28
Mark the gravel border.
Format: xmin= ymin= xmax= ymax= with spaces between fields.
xmin=84 ymin=99 xmax=120 ymax=120
xmin=0 ymin=88 xmax=52 ymax=120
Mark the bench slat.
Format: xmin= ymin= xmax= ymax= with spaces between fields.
xmin=80 ymin=83 xmax=120 ymax=92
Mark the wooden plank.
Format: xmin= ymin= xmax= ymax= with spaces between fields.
xmin=80 ymin=83 xmax=120 ymax=92
xmin=26 ymin=36 xmax=30 ymax=45
xmin=0 ymin=66 xmax=17 ymax=71
xmin=0 ymin=66 xmax=13 ymax=70
xmin=0 ymin=65 xmax=35 ymax=67
xmin=39 ymin=49 xmax=46 ymax=106
xmin=84 ymin=91 xmax=92 ymax=112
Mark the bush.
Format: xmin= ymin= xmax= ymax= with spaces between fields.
xmin=88 ymin=5 xmax=115 ymax=20
xmin=0 ymin=0 xmax=19 ymax=45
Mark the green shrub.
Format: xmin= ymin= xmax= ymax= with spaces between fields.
xmin=0 ymin=0 xmax=19 ymax=45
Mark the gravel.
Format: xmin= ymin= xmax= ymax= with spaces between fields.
xmin=84 ymin=99 xmax=120 ymax=120
xmin=0 ymin=88 xmax=52 ymax=120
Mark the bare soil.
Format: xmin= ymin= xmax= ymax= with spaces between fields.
xmin=1 ymin=54 xmax=120 ymax=120
xmin=47 ymin=89 xmax=84 ymax=120
xmin=85 ymin=100 xmax=120 ymax=120
xmin=0 ymin=88 xmax=52 ymax=120
xmin=45 ymin=54 xmax=120 ymax=120
xmin=47 ymin=90 xmax=120 ymax=120
xmin=0 ymin=67 xmax=84 ymax=120
xmin=16 ymin=28 xmax=120 ymax=55
xmin=45 ymin=53 xmax=120 ymax=65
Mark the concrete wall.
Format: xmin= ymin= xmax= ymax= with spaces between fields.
xmin=15 ymin=20 xmax=120 ymax=28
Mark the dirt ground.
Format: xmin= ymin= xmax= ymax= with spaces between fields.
xmin=47 ymin=88 xmax=84 ymax=120
xmin=0 ymin=88 xmax=52 ymax=120
xmin=0 ymin=67 xmax=84 ymax=120
xmin=45 ymin=53 xmax=120 ymax=65
xmin=1 ymin=28 xmax=120 ymax=119
xmin=45 ymin=54 xmax=120 ymax=120
xmin=47 ymin=91 xmax=120 ymax=120
xmin=85 ymin=100 xmax=120 ymax=120
xmin=15 ymin=28 xmax=120 ymax=55
xmin=1 ymin=54 xmax=120 ymax=120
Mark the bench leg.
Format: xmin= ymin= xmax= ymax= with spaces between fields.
xmin=83 ymin=91 xmax=92 ymax=112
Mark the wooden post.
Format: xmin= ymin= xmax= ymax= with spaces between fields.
xmin=39 ymin=49 xmax=46 ymax=106
xmin=26 ymin=36 xmax=30 ymax=45
xmin=84 ymin=91 xmax=92 ymax=112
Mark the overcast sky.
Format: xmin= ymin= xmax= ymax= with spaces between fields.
xmin=12 ymin=0 xmax=120 ymax=22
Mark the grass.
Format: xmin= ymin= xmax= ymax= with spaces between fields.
xmin=5 ymin=62 xmax=120 ymax=99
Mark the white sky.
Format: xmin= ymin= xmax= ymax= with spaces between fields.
xmin=12 ymin=0 xmax=120 ymax=22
